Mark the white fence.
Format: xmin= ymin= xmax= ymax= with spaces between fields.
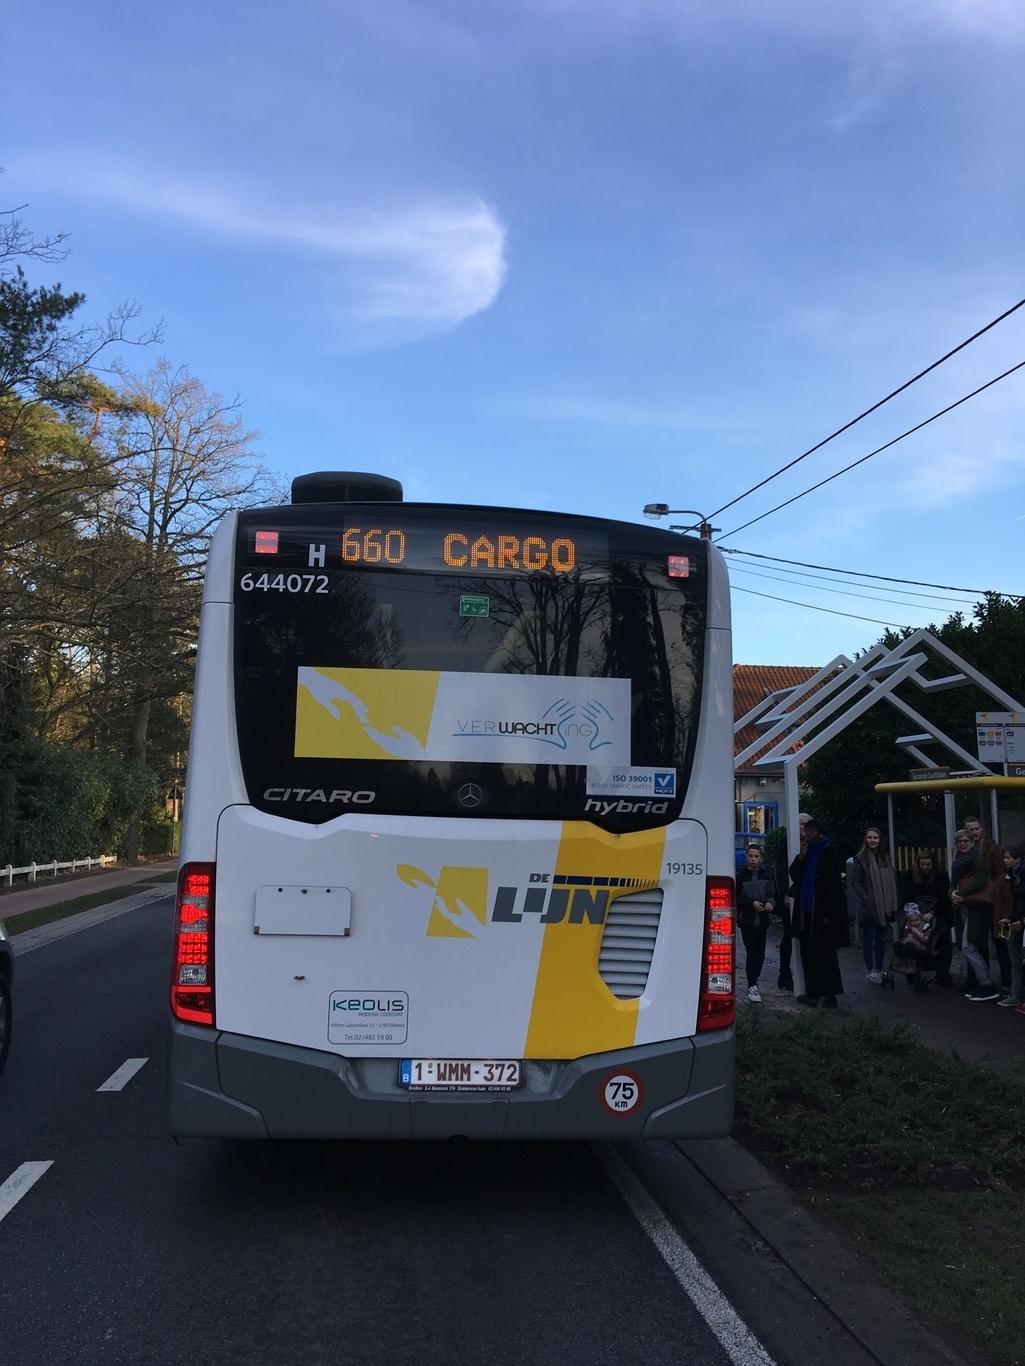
xmin=2 ymin=854 xmax=117 ymax=889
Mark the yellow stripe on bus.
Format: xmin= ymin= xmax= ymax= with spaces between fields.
xmin=523 ymin=822 xmax=667 ymax=1058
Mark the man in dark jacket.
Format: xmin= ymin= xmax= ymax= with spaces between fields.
xmin=789 ymin=819 xmax=845 ymax=1007
xmin=773 ymin=811 xmax=811 ymax=992
xmin=964 ymin=815 xmax=1009 ymax=991
xmin=998 ymin=846 xmax=1025 ymax=1011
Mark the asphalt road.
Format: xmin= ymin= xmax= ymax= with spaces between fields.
xmin=0 ymin=898 xmax=760 ymax=1366
xmin=6 ymin=900 xmax=935 ymax=1366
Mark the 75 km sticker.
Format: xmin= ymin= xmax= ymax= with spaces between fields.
xmin=601 ymin=1070 xmax=644 ymax=1116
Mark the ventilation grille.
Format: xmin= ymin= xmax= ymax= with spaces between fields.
xmin=598 ymin=887 xmax=664 ymax=999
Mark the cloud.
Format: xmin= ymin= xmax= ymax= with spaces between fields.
xmin=31 ymin=155 xmax=507 ymax=335
xmin=824 ymin=54 xmax=904 ymax=132
xmin=893 ymin=431 xmax=1025 ymax=508
xmin=531 ymin=0 xmax=1025 ymax=46
xmin=502 ymin=393 xmax=756 ymax=433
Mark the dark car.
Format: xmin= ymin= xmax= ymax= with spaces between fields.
xmin=0 ymin=919 xmax=12 ymax=1075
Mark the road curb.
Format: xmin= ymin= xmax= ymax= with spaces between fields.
xmin=11 ymin=887 xmax=173 ymax=955
xmin=675 ymin=1135 xmax=974 ymax=1366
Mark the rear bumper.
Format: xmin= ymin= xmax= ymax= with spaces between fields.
xmin=166 ymin=1021 xmax=734 ymax=1140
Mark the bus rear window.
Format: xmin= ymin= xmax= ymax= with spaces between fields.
xmin=232 ymin=508 xmax=706 ymax=827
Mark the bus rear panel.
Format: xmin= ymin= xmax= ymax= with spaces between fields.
xmin=167 ymin=484 xmax=735 ymax=1139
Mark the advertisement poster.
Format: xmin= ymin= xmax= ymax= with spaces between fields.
xmin=295 ymin=667 xmax=632 ymax=765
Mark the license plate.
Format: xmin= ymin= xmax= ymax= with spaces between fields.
xmin=399 ymin=1059 xmax=522 ymax=1091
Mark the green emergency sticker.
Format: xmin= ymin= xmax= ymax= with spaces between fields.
xmin=459 ymin=594 xmax=491 ymax=618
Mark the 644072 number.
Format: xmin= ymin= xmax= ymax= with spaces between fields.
xmin=239 ymin=573 xmax=328 ymax=594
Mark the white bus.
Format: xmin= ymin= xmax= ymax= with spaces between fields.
xmin=167 ymin=472 xmax=735 ymax=1139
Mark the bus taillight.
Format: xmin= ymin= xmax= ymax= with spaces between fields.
xmin=698 ymin=876 xmax=735 ymax=1033
xmin=172 ymin=863 xmax=215 ymax=1026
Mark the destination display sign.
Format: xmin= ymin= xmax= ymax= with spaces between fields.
xmin=244 ymin=520 xmax=609 ymax=578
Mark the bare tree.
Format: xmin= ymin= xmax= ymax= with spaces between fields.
xmin=0 ymin=201 xmax=71 ymax=276
xmin=109 ymin=360 xmax=280 ymax=858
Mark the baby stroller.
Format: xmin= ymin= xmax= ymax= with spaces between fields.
xmin=881 ymin=898 xmax=943 ymax=991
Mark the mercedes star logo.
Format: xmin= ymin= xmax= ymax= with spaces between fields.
xmin=457 ymin=783 xmax=484 ymax=809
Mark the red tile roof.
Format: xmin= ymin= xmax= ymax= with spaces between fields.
xmin=734 ymin=664 xmax=821 ymax=767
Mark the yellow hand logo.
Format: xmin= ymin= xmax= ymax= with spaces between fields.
xmin=396 ymin=864 xmax=489 ymax=938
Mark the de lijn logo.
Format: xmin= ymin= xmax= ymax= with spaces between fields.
xmin=396 ymin=864 xmax=656 ymax=939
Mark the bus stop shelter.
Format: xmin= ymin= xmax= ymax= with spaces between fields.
xmin=874 ymin=775 xmax=1025 ymax=867
xmin=734 ymin=627 xmax=1025 ymax=871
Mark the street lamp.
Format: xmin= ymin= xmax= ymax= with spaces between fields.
xmin=642 ymin=504 xmax=718 ymax=540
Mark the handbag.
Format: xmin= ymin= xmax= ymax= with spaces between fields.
xmin=960 ymin=878 xmax=997 ymax=908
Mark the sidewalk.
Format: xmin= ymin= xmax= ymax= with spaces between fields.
xmin=0 ymin=860 xmax=178 ymax=919
xmin=756 ymin=924 xmax=1025 ymax=1072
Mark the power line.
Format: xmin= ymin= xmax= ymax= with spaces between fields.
xmin=707 ymin=295 xmax=1025 ymax=521
xmin=731 ymin=561 xmax=979 ymax=606
xmin=729 ymin=564 xmax=970 ymax=612
xmin=719 ymin=547 xmax=1019 ymax=597
xmin=716 ymin=359 xmax=1025 ymax=542
xmin=733 ymin=584 xmax=919 ymax=629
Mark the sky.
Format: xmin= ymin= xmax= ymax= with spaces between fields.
xmin=4 ymin=0 xmax=1025 ymax=667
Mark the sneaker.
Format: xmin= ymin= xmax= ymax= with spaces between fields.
xmin=1016 ymin=1005 xmax=1025 ymax=1016
xmin=747 ymin=985 xmax=762 ymax=1004
xmin=867 ymin=970 xmax=883 ymax=985
xmin=998 ymin=997 xmax=1024 ymax=1008
xmin=967 ymin=988 xmax=999 ymax=1003
xmin=777 ymin=975 xmax=794 ymax=992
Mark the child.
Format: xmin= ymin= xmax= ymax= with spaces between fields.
xmin=893 ymin=901 xmax=936 ymax=991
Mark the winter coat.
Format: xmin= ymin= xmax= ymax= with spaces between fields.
xmin=1012 ymin=862 xmax=1025 ymax=926
xmin=847 ymin=852 xmax=898 ymax=928
xmin=996 ymin=861 xmax=1025 ymax=929
xmin=900 ymin=867 xmax=951 ymax=927
xmin=736 ymin=864 xmax=777 ymax=929
xmin=790 ymin=841 xmax=848 ymax=948
xmin=978 ymin=837 xmax=1004 ymax=880
xmin=952 ymin=847 xmax=991 ymax=946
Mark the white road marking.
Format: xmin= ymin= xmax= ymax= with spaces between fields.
xmin=0 ymin=1162 xmax=54 ymax=1225
xmin=96 ymin=1057 xmax=149 ymax=1092
xmin=597 ymin=1144 xmax=777 ymax=1366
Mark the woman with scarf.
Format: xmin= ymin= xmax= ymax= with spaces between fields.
xmin=950 ymin=828 xmax=999 ymax=1002
xmin=789 ymin=818 xmax=845 ymax=1007
xmin=901 ymin=850 xmax=952 ymax=987
xmin=848 ymin=826 xmax=898 ymax=984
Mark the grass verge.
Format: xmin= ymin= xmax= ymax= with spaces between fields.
xmin=0 ymin=878 xmax=172 ymax=936
xmin=736 ymin=1010 xmax=1025 ymax=1366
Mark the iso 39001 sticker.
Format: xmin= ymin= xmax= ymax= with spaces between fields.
xmin=600 ymin=1070 xmax=644 ymax=1115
